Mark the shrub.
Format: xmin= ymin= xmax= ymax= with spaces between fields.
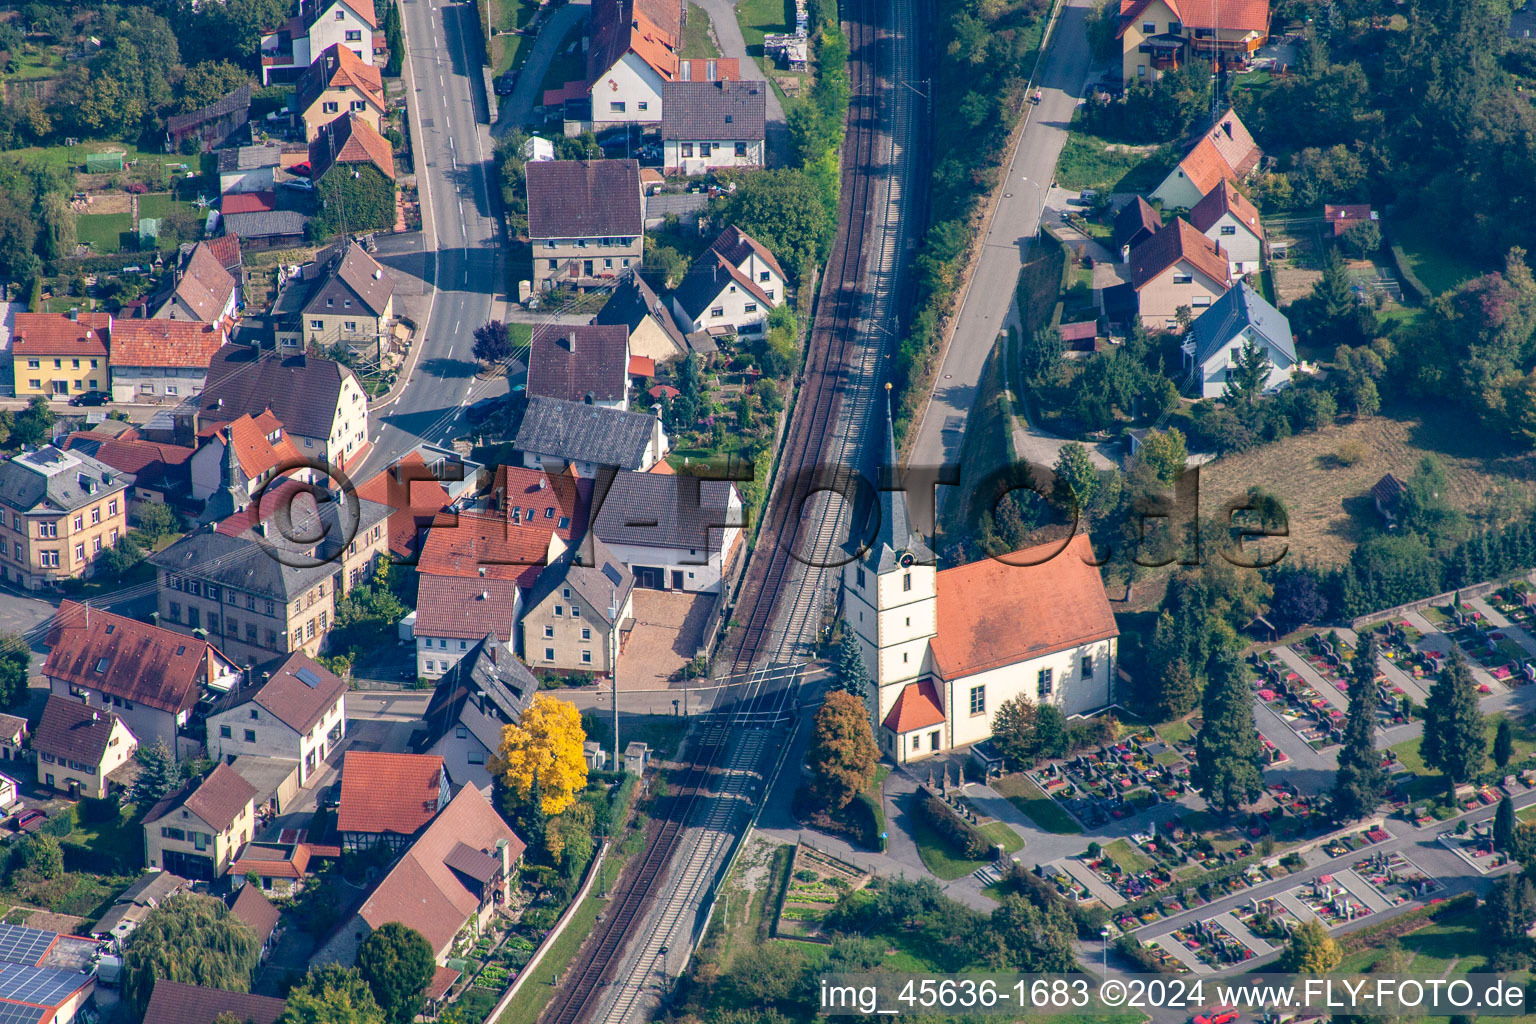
xmin=918 ymin=794 xmax=990 ymax=859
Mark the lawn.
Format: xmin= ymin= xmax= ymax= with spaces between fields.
xmin=492 ymin=892 xmax=602 ymax=1024
xmin=991 ymin=772 xmax=1082 ymax=834
xmin=580 ymin=713 xmax=690 ymax=760
xmin=136 ymin=193 xmax=205 ymax=223
xmin=492 ymin=0 xmax=539 ymax=75
xmin=1102 ymin=838 xmax=1153 ymax=874
xmin=681 ymin=4 xmax=720 ymax=58
xmin=1392 ymin=711 xmax=1536 ymax=780
xmin=1388 ymin=213 xmax=1485 ymax=297
xmin=76 ymin=212 xmax=133 ymax=254
xmin=907 ymin=796 xmax=1022 ymax=881
xmin=1054 ymin=130 xmax=1171 ymax=193
xmin=1335 ymin=903 xmax=1485 ymax=976
xmin=3 ymin=142 xmax=188 ymax=182
xmin=735 ymin=0 xmax=791 ymax=54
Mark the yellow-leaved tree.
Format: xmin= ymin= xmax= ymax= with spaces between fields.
xmin=491 ymin=694 xmax=588 ymax=816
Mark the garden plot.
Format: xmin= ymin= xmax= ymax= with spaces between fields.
xmin=775 ymin=843 xmax=871 ymax=938
xmin=1349 ymin=850 xmax=1444 ymax=906
xmin=1027 ymin=733 xmax=1190 ymax=830
xmin=1437 ymin=818 xmax=1517 ymax=875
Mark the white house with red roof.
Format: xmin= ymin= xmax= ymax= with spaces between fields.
xmin=841 ymin=409 xmax=1118 ymax=763
xmin=1150 ymin=108 xmax=1263 ymax=210
xmin=1188 ymin=179 xmax=1265 ymax=278
xmin=670 ymin=225 xmax=787 ymax=336
xmin=260 ymin=0 xmax=380 ymax=85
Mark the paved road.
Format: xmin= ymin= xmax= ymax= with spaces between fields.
xmin=357 ymin=0 xmax=507 ymax=480
xmin=496 ymin=0 xmax=591 ymax=129
xmin=905 ymin=0 xmax=1095 ymax=532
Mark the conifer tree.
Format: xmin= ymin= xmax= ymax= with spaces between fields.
xmin=1333 ymin=633 xmax=1388 ymax=819
xmin=1193 ymin=647 xmax=1266 ymax=812
xmin=1422 ymin=648 xmax=1487 ymax=789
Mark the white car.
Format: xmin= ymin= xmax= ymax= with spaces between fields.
xmin=281 ymin=178 xmax=314 ymax=191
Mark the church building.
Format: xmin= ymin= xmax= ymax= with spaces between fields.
xmin=841 ymin=409 xmax=1119 ymax=763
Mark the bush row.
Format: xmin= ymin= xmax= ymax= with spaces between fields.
xmin=918 ymin=793 xmax=991 ymax=860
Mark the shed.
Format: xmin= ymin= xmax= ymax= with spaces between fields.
xmin=86 ymin=151 xmax=126 ymax=173
xmin=624 ymin=741 xmax=649 ymax=775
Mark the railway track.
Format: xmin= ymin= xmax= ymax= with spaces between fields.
xmin=532 ymin=0 xmax=921 ymax=1019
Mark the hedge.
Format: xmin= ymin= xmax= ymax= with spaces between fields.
xmin=1115 ymin=935 xmax=1181 ymax=974
xmin=919 ymin=793 xmax=991 ymax=859
xmin=1386 ymin=243 xmax=1430 ymax=304
xmin=1337 ymin=891 xmax=1475 ymax=953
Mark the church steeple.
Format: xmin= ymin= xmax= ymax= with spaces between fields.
xmin=868 ymin=383 xmax=932 ymax=573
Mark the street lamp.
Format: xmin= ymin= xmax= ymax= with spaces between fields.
xmin=1100 ymin=926 xmax=1111 ymax=975
xmin=1019 ymin=176 xmax=1051 ymax=236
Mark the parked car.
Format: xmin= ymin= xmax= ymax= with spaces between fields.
xmin=1194 ymin=1009 xmax=1239 ymax=1024
xmin=12 ymin=809 xmax=45 ymax=833
xmin=68 ymin=391 xmax=107 ymax=407
xmin=281 ymin=178 xmax=314 ymax=191
xmin=494 ymin=72 xmax=517 ymax=95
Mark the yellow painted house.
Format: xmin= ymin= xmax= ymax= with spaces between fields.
xmin=1117 ymin=0 xmax=1271 ymax=84
xmin=293 ymin=42 xmax=386 ymax=142
xmin=11 ymin=312 xmax=111 ymax=399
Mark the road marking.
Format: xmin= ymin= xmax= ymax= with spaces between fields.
xmin=454 ymin=320 xmax=461 ymax=333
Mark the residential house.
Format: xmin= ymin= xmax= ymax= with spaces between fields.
xmin=9 ymin=311 xmax=110 ymax=399
xmin=270 ymin=241 xmax=396 ymax=359
xmin=143 ymin=981 xmax=285 ymax=1024
xmin=660 ymin=80 xmax=767 ymax=173
xmin=586 ymin=0 xmax=683 ymax=127
xmin=521 ymin=537 xmax=635 ymax=675
xmin=91 ymin=871 xmax=188 ymax=946
xmin=0 ymin=446 xmax=133 ymax=590
xmin=1188 ymin=179 xmax=1264 ymax=278
xmin=1113 ymin=196 xmax=1161 ymax=260
xmin=1324 ymin=203 xmax=1378 ymax=237
xmin=310 ymin=111 xmax=396 ymax=189
xmin=43 ymin=601 xmax=242 ymax=760
xmin=166 ymin=82 xmax=254 ymax=153
xmin=525 ymin=159 xmax=644 ymax=292
xmin=218 ymin=143 xmax=285 ymax=194
xmin=337 ymin=751 xmax=450 ymax=854
xmin=1150 ymin=108 xmax=1263 ymax=209
xmin=294 ymin=42 xmax=385 ymax=141
xmin=527 ymin=324 xmax=632 ymax=409
xmin=188 ymin=411 xmax=306 ymax=505
xmin=199 ymin=345 xmax=371 ymax=471
xmin=414 ymin=576 xmax=523 ymax=681
xmin=670 ymin=225 xmax=787 ymax=336
xmin=591 ymin=471 xmax=744 ymax=593
xmin=151 ymin=240 xmax=241 ymax=323
xmin=231 ymin=840 xmax=318 ymax=894
xmin=206 ymin=652 xmax=347 ymax=786
xmin=0 ymin=714 xmax=26 ymax=766
xmin=143 ymin=763 xmax=259 ymax=879
xmin=228 ymin=885 xmax=281 ymax=960
xmin=514 ymin=396 xmax=668 ymax=477
xmin=1124 ymin=218 xmax=1231 ymax=329
xmin=419 ymin=635 xmax=537 ymax=792
xmin=63 ymin=431 xmax=194 ymax=508
xmin=354 ymin=450 xmax=459 ymax=561
xmin=1117 ymin=0 xmax=1270 ymax=84
xmin=33 ymin=695 xmax=137 ymax=800
xmin=149 ymin=488 xmax=391 ymax=666
xmin=260 ymin=0 xmax=380 ymax=84
xmin=594 ymin=272 xmax=688 ymax=363
xmin=1180 ymin=279 xmax=1295 ymax=398
xmin=316 ymin=785 xmax=525 ymax=966
xmin=842 ymin=411 xmax=1118 ymax=762
xmin=108 ymin=320 xmax=230 ymax=405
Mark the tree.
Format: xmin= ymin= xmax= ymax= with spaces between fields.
xmin=132 ymin=502 xmax=179 ymax=542
xmin=1221 ymin=338 xmax=1272 ymax=407
xmin=491 ymin=694 xmax=588 ymax=817
xmin=38 ymin=191 xmax=75 ymax=260
xmin=1421 ymin=648 xmax=1487 ymax=787
xmin=1484 ymin=874 xmax=1536 ymax=970
xmin=177 ymin=60 xmax=251 ymax=113
xmin=1341 ymin=220 xmax=1382 ymax=259
xmin=122 ymin=893 xmax=260 ymax=1017
xmin=94 ymin=532 xmax=144 ymax=579
xmin=1035 ymin=705 xmax=1067 ymax=760
xmin=1193 ymin=648 xmax=1266 ymax=811
xmin=805 ymin=691 xmax=879 ymax=811
xmin=131 ymin=740 xmax=179 ymax=808
xmin=12 ymin=396 xmax=54 ymax=448
xmin=1496 ymin=794 xmax=1517 ymax=852
xmin=1313 ymin=248 xmax=1355 ymax=326
xmin=833 ymin=629 xmax=869 ymax=700
xmin=1333 ymin=633 xmax=1388 ymax=819
xmin=472 ymin=320 xmax=513 ymax=364
xmin=18 ymin=834 xmax=62 ymax=879
xmin=991 ymin=695 xmax=1040 ymax=768
xmin=358 ymin=923 xmax=435 ymax=1024
xmin=1154 ymin=658 xmax=1200 ymax=722
xmin=1052 ymin=442 xmax=1097 ymax=511
xmin=1495 ymin=717 xmax=1515 ymax=767
xmin=710 ymin=169 xmax=834 ymax=277
xmin=0 ymin=635 xmax=27 ymax=709
xmin=1270 ymin=567 xmax=1328 ymax=632
xmin=1280 ymin=919 xmax=1342 ymax=972
xmin=1136 ymin=428 xmax=1187 ymax=485
xmin=279 ymin=966 xmax=386 ymax=1024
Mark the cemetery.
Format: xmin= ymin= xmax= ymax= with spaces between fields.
xmin=1025 ymin=732 xmax=1192 ymax=829
xmin=1437 ymin=816 xmax=1517 ymax=874
xmin=1349 ymin=850 xmax=1443 ymax=906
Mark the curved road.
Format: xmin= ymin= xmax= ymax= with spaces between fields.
xmin=358 ymin=0 xmax=507 ymax=481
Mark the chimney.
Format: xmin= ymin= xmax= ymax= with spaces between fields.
xmin=1120 ymin=244 xmax=1130 ymax=263
xmin=373 ymin=269 xmax=382 ymax=280
xmin=478 ymin=566 xmax=487 ymax=577
xmin=566 ymin=331 xmax=576 ymax=352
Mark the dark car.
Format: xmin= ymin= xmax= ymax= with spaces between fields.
xmin=322 ymin=781 xmax=342 ymax=810
xmin=12 ymin=809 xmax=45 ymax=833
xmin=494 ymin=72 xmax=517 ymax=95
xmin=68 ymin=391 xmax=107 ymax=407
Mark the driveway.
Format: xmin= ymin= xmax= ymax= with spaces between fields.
xmin=616 ymin=589 xmax=716 ymax=690
xmin=496 ymin=0 xmax=591 ymax=130
xmin=687 ymin=0 xmax=787 ymax=154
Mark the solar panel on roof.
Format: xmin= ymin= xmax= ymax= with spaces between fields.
xmin=0 ymin=926 xmax=55 ymax=968
xmin=0 ymin=965 xmax=85 ymax=1007
xmin=295 ymin=667 xmax=321 ymax=688
xmin=0 ymin=1002 xmax=47 ymax=1024
xmin=602 ymin=564 xmax=623 ymax=586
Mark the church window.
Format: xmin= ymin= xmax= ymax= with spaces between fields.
xmin=903 ymin=572 xmax=911 ymax=592
xmin=1037 ymin=668 xmax=1054 ymax=697
xmin=969 ymin=685 xmax=985 ymax=716
xmin=856 ymin=567 xmax=865 ymax=587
